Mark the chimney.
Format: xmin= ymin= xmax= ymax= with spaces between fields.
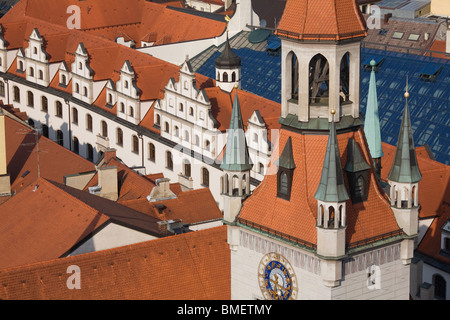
xmin=89 ymin=166 xmax=118 ymax=201
xmin=147 ymin=178 xmax=177 ymax=202
xmin=103 ymin=147 xmax=116 ymax=164
xmin=0 ymin=110 xmax=11 ymax=196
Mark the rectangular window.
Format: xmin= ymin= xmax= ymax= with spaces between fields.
xmin=392 ymin=32 xmax=404 ymax=39
xmin=408 ymin=33 xmax=420 ymax=41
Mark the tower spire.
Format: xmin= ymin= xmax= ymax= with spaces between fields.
xmin=220 ymin=87 xmax=252 ymax=172
xmin=387 ymin=78 xmax=422 ymax=184
xmin=364 ymin=59 xmax=383 ymax=181
xmin=314 ymin=109 xmax=349 ymax=203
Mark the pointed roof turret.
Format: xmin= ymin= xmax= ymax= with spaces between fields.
xmin=220 ymin=87 xmax=252 ymax=172
xmin=344 ymin=138 xmax=370 ymax=173
xmin=364 ymin=59 xmax=384 ymax=159
xmin=276 ymin=137 xmax=296 ymax=169
xmin=315 ymin=110 xmax=350 ymax=203
xmin=214 ymin=33 xmax=241 ymax=69
xmin=387 ymin=83 xmax=422 ymax=183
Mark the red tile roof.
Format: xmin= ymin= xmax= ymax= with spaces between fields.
xmin=238 ymin=126 xmax=400 ymax=247
xmin=3 ymin=111 xmax=95 ymax=195
xmin=0 ymin=225 xmax=231 ymax=300
xmin=0 ymin=177 xmax=109 ymax=269
xmin=2 ymin=0 xmax=227 ymax=48
xmin=275 ymin=0 xmax=367 ymax=41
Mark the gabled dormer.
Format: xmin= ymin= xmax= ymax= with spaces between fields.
xmin=246 ymin=110 xmax=270 ymax=156
xmin=16 ymin=48 xmax=25 ymax=73
xmin=105 ymin=79 xmax=116 ymax=107
xmin=58 ymin=61 xmax=71 ymax=87
xmin=71 ymin=43 xmax=94 ymax=103
xmin=117 ymin=60 xmax=140 ymax=99
xmin=24 ymin=28 xmax=50 ymax=86
xmin=116 ymin=60 xmax=141 ymax=125
xmin=179 ymin=57 xmax=196 ymax=97
xmin=441 ymin=220 xmax=450 ymax=254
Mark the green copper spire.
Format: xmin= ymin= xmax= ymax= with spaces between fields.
xmin=220 ymin=88 xmax=252 ymax=172
xmin=364 ymin=59 xmax=384 ymax=159
xmin=387 ymin=82 xmax=422 ymax=183
xmin=315 ymin=110 xmax=350 ymax=203
xmin=275 ymin=137 xmax=296 ymax=169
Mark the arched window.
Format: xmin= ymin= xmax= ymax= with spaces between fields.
xmin=328 ymin=206 xmax=335 ymax=228
xmin=194 ymin=135 xmax=200 ymax=146
xmin=86 ymin=114 xmax=93 ymax=131
xmin=217 ymin=71 xmax=220 ymax=82
xmin=120 ymin=102 xmax=125 ymax=113
xmin=33 ymin=47 xmax=37 ymax=55
xmin=258 ymin=162 xmax=264 ymax=175
xmin=280 ymin=172 xmax=288 ymax=195
xmin=61 ymin=74 xmax=67 ymax=85
xmin=189 ymin=107 xmax=194 ymax=116
xmin=156 ymin=114 xmax=161 ymax=125
xmin=148 ymin=143 xmax=155 ymax=162
xmin=231 ymin=71 xmax=236 ymax=82
xmin=86 ymin=143 xmax=94 ymax=162
xmin=183 ymin=159 xmax=191 ymax=178
xmin=108 ymin=93 xmax=113 ymax=104
xmin=27 ymin=91 xmax=34 ymax=107
xmin=73 ymin=137 xmax=79 ymax=154
xmin=0 ymin=82 xmax=4 ymax=97
xmin=55 ymin=101 xmax=63 ymax=118
xmin=184 ymin=81 xmax=188 ymax=90
xmin=18 ymin=61 xmax=24 ymax=71
xmin=72 ymin=107 xmax=78 ymax=124
xmin=204 ymin=139 xmax=210 ymax=151
xmin=164 ymin=122 xmax=169 ymax=133
xmin=56 ymin=130 xmax=64 ymax=146
xmin=28 ymin=119 xmax=35 ymax=128
xmin=83 ymin=86 xmax=88 ymax=97
xmin=166 ymin=151 xmax=173 ymax=170
xmin=41 ymin=124 xmax=49 ymax=138
xmin=202 ymin=167 xmax=209 ymax=187
xmin=434 ymin=274 xmax=446 ymax=300
xmin=309 ymin=54 xmax=329 ymax=104
xmin=223 ymin=72 xmax=228 ymax=82
xmin=79 ymin=62 xmax=83 ymax=70
xmin=253 ymin=133 xmax=258 ymax=142
xmin=101 ymin=120 xmax=108 ymax=137
xmin=174 ymin=126 xmax=179 ymax=137
xmin=129 ymin=106 xmax=134 ymax=117
xmin=41 ymin=96 xmax=48 ymax=112
xmin=29 ymin=67 xmax=34 ymax=77
xmin=13 ymin=86 xmax=20 ymax=102
xmin=288 ymin=51 xmax=299 ymax=100
xmin=179 ymin=103 xmax=183 ymax=112
xmin=340 ymin=52 xmax=350 ymax=102
xmin=184 ymin=130 xmax=189 ymax=142
xmin=75 ymin=83 xmax=80 ymax=93
xmin=132 ymin=135 xmax=139 ymax=154
xmin=116 ymin=128 xmax=123 ymax=146
xmin=124 ymin=80 xmax=129 ymax=89
xmin=38 ymin=70 xmax=43 ymax=80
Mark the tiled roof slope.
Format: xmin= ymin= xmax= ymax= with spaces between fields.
xmin=83 ymin=153 xmax=222 ymax=225
xmin=3 ymin=109 xmax=95 ymax=195
xmin=0 ymin=177 xmax=109 ymax=269
xmin=381 ymin=142 xmax=449 ymax=219
xmin=416 ymin=207 xmax=450 ymax=267
xmin=2 ymin=0 xmax=226 ymax=48
xmin=0 ymin=226 xmax=231 ymax=300
xmin=238 ymin=126 xmax=400 ymax=247
xmin=275 ymin=0 xmax=367 ymax=41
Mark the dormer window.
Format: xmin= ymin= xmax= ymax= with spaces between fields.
xmin=61 ymin=74 xmax=67 ymax=85
xmin=276 ymin=137 xmax=295 ymax=201
xmin=344 ymin=139 xmax=371 ymax=203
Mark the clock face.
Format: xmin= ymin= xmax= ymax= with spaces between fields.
xmin=258 ymin=252 xmax=298 ymax=300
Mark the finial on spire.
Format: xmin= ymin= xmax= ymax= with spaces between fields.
xmin=404 ymin=75 xmax=410 ymax=99
xmin=225 ymin=15 xmax=231 ymax=33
